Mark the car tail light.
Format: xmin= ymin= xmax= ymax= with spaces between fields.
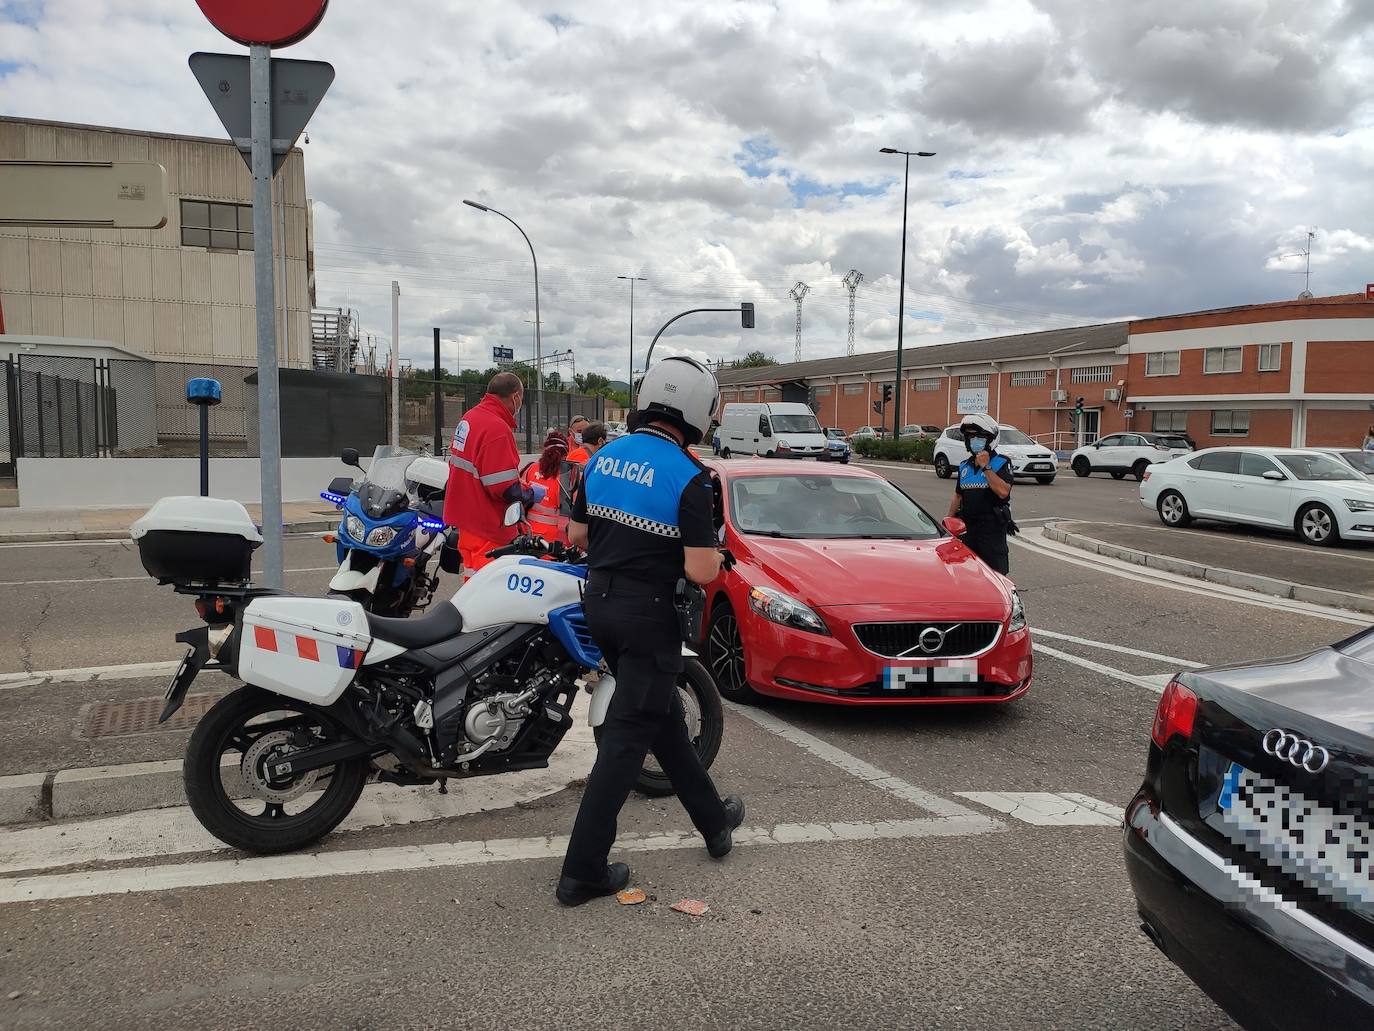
xmin=1141 ymin=470 xmax=1150 ymax=482
xmin=1151 ymin=679 xmax=1198 ymax=747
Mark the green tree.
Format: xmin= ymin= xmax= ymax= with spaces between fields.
xmin=733 ymin=350 xmax=778 ymax=368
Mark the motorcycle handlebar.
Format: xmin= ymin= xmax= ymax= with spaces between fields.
xmin=484 ymin=535 xmax=586 ymax=565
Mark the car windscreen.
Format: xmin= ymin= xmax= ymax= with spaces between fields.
xmin=825 ymin=428 xmax=845 ymax=438
xmin=729 ymin=474 xmax=941 ymax=540
xmin=1276 ymin=453 xmax=1364 ymax=481
xmin=770 ymin=414 xmax=821 ymax=434
xmin=998 ymin=428 xmax=1033 ymax=445
xmin=1339 ymin=451 xmax=1374 ymax=475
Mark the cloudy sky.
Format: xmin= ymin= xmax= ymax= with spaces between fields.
xmin=4 ymin=0 xmax=1374 ymax=379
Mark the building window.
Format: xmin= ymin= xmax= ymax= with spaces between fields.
xmin=959 ymin=374 xmax=988 ymax=389
xmin=814 ymin=385 xmax=832 ymax=396
xmin=912 ymin=377 xmax=941 ymax=391
xmin=1009 ymin=370 xmax=1045 ymax=387
xmin=740 ymin=389 xmax=757 ymax=401
xmin=1258 ymin=343 xmax=1282 ymax=371
xmin=1071 ymin=365 xmax=1114 ymax=383
xmin=1144 ymin=352 xmax=1180 ymax=377
xmin=762 ymin=389 xmax=781 ymax=401
xmin=181 ymin=200 xmax=254 ymax=251
xmin=1151 ymin=410 xmax=1188 ymax=433
xmin=1210 ymin=410 xmax=1250 ymax=436
xmin=1203 ymin=346 xmax=1243 ymax=374
xmin=843 ymin=383 xmax=864 ymax=396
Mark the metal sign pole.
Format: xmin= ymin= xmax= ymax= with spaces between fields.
xmin=249 ymin=43 xmax=284 ymax=588
xmin=433 ymin=327 xmax=443 ymax=456
xmin=391 ymin=280 xmax=400 ymax=446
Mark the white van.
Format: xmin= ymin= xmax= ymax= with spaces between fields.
xmin=718 ymin=402 xmax=828 ymax=459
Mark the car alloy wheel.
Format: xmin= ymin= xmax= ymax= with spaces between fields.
xmin=1158 ymin=490 xmax=1191 ymax=527
xmin=1297 ymin=503 xmax=1339 ymax=546
xmin=706 ymin=604 xmax=755 ymax=702
xmin=934 ymin=454 xmax=951 ymax=479
xmin=1072 ymin=456 xmax=1091 ymax=477
xmin=1132 ymin=460 xmax=1150 ymax=481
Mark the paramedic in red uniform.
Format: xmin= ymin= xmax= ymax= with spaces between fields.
xmin=443 ymin=372 xmax=543 ymax=574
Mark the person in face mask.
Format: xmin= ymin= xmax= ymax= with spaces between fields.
xmin=947 ymin=412 xmax=1014 ymax=575
xmin=565 ymin=416 xmax=592 ymax=463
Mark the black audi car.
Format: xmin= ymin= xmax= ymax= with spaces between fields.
xmin=1124 ymin=627 xmax=1374 ymax=1030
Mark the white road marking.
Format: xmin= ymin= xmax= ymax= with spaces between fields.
xmin=1031 ymin=629 xmax=1205 ymax=669
xmin=1035 ymin=643 xmax=1172 ymax=694
xmin=727 ymin=702 xmax=990 ymax=821
xmin=0 ymin=567 xmax=336 ymax=588
xmin=0 ymin=815 xmax=1000 ymax=904
xmin=956 ymin=792 xmax=1124 ymax=827
xmin=1076 ymin=519 xmax=1374 ymax=563
xmin=1012 ymin=527 xmax=1368 ymax=626
xmin=0 ymin=660 xmax=208 ymax=691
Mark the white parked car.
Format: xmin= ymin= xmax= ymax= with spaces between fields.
xmin=1140 ymin=447 xmax=1374 ymax=546
xmin=1310 ymin=447 xmax=1374 ymax=480
xmin=1070 ymin=431 xmax=1193 ymax=481
xmin=932 ymin=424 xmax=1058 ymax=484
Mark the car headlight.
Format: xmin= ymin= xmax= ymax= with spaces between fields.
xmin=344 ymin=514 xmax=366 ymax=542
xmin=365 ymin=525 xmax=399 ymax=547
xmin=747 ymin=586 xmax=829 ymax=636
xmin=1343 ymin=499 xmax=1374 ymax=513
xmin=1008 ymin=590 xmax=1027 ymax=633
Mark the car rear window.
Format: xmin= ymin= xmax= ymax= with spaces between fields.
xmin=1190 ymin=452 xmax=1240 ymax=474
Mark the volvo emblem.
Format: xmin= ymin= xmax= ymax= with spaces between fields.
xmin=1262 ymin=729 xmax=1331 ymax=774
xmin=917 ymin=626 xmax=946 ymax=654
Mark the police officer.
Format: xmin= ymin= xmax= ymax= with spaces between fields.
xmin=557 ymin=356 xmax=744 ymax=907
xmin=947 ymin=412 xmax=1014 ymax=575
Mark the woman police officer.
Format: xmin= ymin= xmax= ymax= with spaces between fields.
xmin=556 ymin=356 xmax=745 ymax=906
xmin=946 ymin=412 xmax=1015 ymax=576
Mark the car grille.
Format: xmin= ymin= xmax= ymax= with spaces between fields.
xmin=852 ymin=621 xmax=1001 ymax=658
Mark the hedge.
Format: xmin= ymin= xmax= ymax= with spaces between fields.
xmin=851 ymin=436 xmax=936 ymax=463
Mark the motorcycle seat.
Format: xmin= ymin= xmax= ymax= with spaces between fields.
xmin=366 ymin=602 xmax=465 ymax=650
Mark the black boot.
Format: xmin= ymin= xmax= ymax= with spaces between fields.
xmin=556 ymin=862 xmax=631 ymax=907
xmin=706 ymin=795 xmax=746 ymax=859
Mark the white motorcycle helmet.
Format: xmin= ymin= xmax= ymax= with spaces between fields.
xmin=635 ymin=356 xmax=719 ymax=446
xmin=959 ymin=412 xmax=1000 ymax=453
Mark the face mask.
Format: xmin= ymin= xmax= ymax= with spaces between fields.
xmin=970 ymin=437 xmax=988 ymax=453
xmin=574 ymin=432 xmax=583 ymax=444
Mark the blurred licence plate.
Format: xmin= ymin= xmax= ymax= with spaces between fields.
xmin=883 ymin=661 xmax=977 ymax=689
xmin=1026 ymin=463 xmax=1053 ymax=471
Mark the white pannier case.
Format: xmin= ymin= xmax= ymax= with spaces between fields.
xmin=130 ymin=496 xmax=262 ymax=585
xmin=238 ymin=597 xmax=372 ymax=705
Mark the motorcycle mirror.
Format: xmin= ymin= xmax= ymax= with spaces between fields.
xmin=341 ymin=448 xmax=360 ymax=468
xmin=503 ymin=501 xmax=524 ymax=526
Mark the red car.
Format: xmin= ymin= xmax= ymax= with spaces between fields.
xmin=701 ymin=460 xmax=1032 ymax=705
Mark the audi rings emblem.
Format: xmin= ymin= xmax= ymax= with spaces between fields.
xmin=1262 ymin=729 xmax=1331 ymax=774
xmin=917 ymin=626 xmax=947 ymax=653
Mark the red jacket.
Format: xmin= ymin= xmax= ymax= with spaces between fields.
xmin=443 ymin=393 xmax=521 ymax=542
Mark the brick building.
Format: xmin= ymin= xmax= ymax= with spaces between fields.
xmin=716 ymin=293 xmax=1374 ymax=450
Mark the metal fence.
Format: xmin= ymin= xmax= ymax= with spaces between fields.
xmin=0 ymin=357 xmax=606 ymax=464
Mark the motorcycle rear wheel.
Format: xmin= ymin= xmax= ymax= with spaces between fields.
xmin=593 ymin=657 xmax=724 ymax=798
xmin=183 ymin=686 xmax=370 ymax=854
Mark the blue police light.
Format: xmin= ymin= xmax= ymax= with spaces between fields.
xmin=186 ymin=377 xmax=222 ymax=406
xmin=320 ymin=491 xmax=348 ymax=506
xmin=419 ymin=518 xmax=447 ymax=532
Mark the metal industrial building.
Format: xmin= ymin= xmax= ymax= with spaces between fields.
xmin=717 ymin=293 xmax=1374 ymax=450
xmin=0 ymin=115 xmax=316 ymax=367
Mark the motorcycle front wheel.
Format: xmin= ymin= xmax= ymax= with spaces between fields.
xmin=593 ymin=657 xmax=725 ymax=798
xmin=183 ymin=686 xmax=370 ymax=854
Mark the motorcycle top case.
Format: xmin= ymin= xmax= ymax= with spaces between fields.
xmin=238 ymin=597 xmax=372 ymax=705
xmin=130 ymin=496 xmax=262 ymax=586
xmin=406 ymin=455 xmax=449 ymax=492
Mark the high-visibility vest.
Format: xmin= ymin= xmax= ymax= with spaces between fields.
xmin=521 ymin=464 xmax=569 ymax=544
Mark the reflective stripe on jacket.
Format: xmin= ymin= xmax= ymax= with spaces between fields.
xmin=443 ymin=393 xmax=521 ymax=543
xmin=521 ymin=464 xmax=569 ymax=544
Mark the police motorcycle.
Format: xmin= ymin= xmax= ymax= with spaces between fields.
xmin=320 ymin=445 xmax=459 ymax=617
xmin=130 ymin=495 xmax=724 ymax=855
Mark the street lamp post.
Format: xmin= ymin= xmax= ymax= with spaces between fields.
xmin=464 ymin=199 xmax=543 ymax=435
xmin=878 ymin=147 xmax=935 ymax=437
xmin=617 ymin=274 xmax=647 ymax=403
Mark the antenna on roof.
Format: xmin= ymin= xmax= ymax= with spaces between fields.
xmin=1281 ymin=228 xmax=1317 ymax=298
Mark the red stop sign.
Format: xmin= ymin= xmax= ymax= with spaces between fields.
xmin=195 ymin=0 xmax=328 ymax=47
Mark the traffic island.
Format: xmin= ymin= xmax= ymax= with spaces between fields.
xmin=1042 ymin=520 xmax=1374 ymax=615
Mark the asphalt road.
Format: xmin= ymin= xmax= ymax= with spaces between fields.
xmin=1 ymin=476 xmax=1367 ymax=1030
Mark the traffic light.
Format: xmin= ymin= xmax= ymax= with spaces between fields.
xmin=882 ymin=383 xmax=893 ymax=404
xmin=1074 ymin=396 xmax=1085 ymax=422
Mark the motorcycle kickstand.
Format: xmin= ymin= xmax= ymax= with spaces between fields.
xmin=437 ymin=778 xmax=448 ymax=795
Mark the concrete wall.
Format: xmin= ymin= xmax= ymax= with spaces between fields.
xmin=16 ymin=457 xmax=345 ymax=509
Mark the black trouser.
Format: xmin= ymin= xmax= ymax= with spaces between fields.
xmin=963 ymin=519 xmax=1010 ymax=575
xmin=561 ymin=573 xmax=728 ymax=882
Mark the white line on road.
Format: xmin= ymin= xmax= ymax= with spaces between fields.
xmin=1031 ymin=628 xmax=1205 ymax=669
xmin=727 ymin=702 xmax=990 ymax=821
xmin=955 ymin=792 xmax=1124 ymax=827
xmin=0 ymin=567 xmax=337 ymax=588
xmin=1035 ymin=643 xmax=1172 ymax=694
xmin=0 ymin=814 xmax=999 ymax=904
xmin=0 ymin=660 xmax=202 ymax=690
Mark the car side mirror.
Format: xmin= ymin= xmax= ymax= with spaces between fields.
xmin=504 ymin=501 xmax=524 ymax=526
xmin=1093 ymin=441 xmax=1102 ymax=449
xmin=1262 ymin=469 xmax=1286 ymax=481
xmin=341 ymin=447 xmax=360 ymax=468
xmin=942 ymin=516 xmax=967 ymax=537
